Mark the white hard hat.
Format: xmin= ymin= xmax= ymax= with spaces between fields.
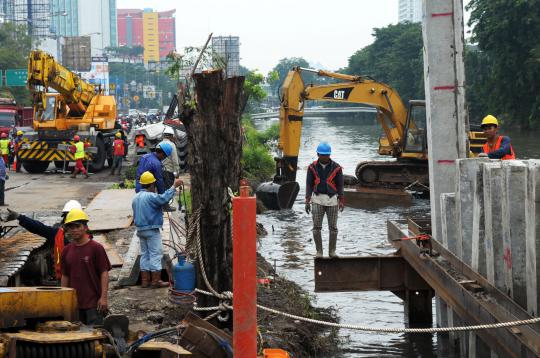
xmin=62 ymin=200 xmax=82 ymax=213
xmin=163 ymin=126 xmax=175 ymax=136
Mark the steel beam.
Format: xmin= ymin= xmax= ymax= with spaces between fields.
xmin=387 ymin=220 xmax=540 ymax=358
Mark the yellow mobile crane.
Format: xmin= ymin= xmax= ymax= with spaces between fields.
xmin=256 ymin=67 xmax=485 ymax=210
xmin=18 ymin=51 xmax=117 ymax=173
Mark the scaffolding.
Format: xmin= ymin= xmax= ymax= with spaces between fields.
xmin=212 ymin=36 xmax=240 ymax=78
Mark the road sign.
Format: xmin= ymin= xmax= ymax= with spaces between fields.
xmin=5 ymin=69 xmax=28 ymax=86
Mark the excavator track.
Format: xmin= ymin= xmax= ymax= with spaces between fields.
xmin=0 ymin=231 xmax=48 ymax=286
xmin=355 ymin=160 xmax=429 ymax=191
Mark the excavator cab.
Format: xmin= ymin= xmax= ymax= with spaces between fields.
xmin=402 ymin=100 xmax=427 ymax=155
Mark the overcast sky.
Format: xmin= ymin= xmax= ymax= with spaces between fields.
xmin=117 ymin=0 xmax=471 ymax=74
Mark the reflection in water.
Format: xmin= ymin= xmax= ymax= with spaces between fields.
xmin=256 ymin=114 xmax=539 ymax=356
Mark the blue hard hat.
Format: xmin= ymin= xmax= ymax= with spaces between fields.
xmin=157 ymin=141 xmax=173 ymax=157
xmin=316 ymin=142 xmax=331 ymax=155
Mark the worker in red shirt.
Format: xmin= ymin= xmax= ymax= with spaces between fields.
xmin=70 ymin=135 xmax=90 ymax=179
xmin=61 ymin=208 xmax=111 ymax=326
xmin=110 ymin=131 xmax=126 ymax=175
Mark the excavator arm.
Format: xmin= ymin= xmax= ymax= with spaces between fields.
xmin=27 ymin=50 xmax=96 ymax=116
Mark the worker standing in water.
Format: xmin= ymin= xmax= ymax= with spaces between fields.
xmin=479 ymin=115 xmax=515 ymax=159
xmin=305 ymin=142 xmax=345 ymax=258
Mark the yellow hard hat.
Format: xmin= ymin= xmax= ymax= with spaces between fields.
xmin=115 ymin=132 xmax=122 ymax=138
xmin=17 ymin=130 xmax=23 ymax=136
xmin=481 ymin=115 xmax=498 ymax=127
xmin=64 ymin=208 xmax=89 ymax=224
xmin=139 ymin=171 xmax=156 ymax=185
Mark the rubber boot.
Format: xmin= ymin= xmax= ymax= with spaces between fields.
xmin=140 ymin=271 xmax=150 ymax=288
xmin=151 ymin=271 xmax=168 ymax=288
xmin=313 ymin=231 xmax=323 ymax=258
xmin=84 ymin=173 xmax=90 ymax=179
xmin=329 ymin=232 xmax=338 ymax=258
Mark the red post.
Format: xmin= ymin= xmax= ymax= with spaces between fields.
xmin=233 ymin=179 xmax=257 ymax=357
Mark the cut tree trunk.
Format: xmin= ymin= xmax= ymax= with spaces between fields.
xmin=182 ymin=69 xmax=245 ymax=327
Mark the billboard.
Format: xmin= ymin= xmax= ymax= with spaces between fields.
xmin=80 ymin=61 xmax=110 ymax=94
xmin=62 ymin=36 xmax=92 ymax=72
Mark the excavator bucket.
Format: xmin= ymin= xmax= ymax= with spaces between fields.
xmin=256 ymin=181 xmax=300 ymax=210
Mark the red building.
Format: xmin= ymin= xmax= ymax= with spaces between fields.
xmin=117 ymin=8 xmax=176 ymax=59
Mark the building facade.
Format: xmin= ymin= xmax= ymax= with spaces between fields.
xmin=398 ymin=0 xmax=422 ymax=23
xmin=117 ymin=8 xmax=176 ymax=63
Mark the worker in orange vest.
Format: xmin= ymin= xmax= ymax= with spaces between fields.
xmin=4 ymin=200 xmax=83 ymax=281
xmin=479 ymin=115 xmax=515 ymax=160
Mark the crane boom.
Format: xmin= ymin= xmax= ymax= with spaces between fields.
xmin=27 ymin=50 xmax=96 ymax=116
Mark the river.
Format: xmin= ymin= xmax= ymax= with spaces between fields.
xmin=254 ymin=114 xmax=538 ymax=357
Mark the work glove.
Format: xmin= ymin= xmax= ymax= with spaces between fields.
xmin=338 ymin=197 xmax=345 ymax=212
xmin=6 ymin=208 xmax=19 ymax=221
xmin=305 ymin=199 xmax=311 ymax=215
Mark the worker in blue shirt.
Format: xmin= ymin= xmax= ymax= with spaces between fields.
xmin=0 ymin=156 xmax=7 ymax=206
xmin=135 ymin=141 xmax=173 ymax=195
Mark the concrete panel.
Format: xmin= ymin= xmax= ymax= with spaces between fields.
xmin=440 ymin=193 xmax=457 ymax=253
xmin=526 ymin=160 xmax=540 ymax=316
xmin=471 ymin=166 xmax=486 ymax=277
xmin=455 ymin=159 xmax=488 ymax=264
xmin=503 ymin=161 xmax=528 ymax=309
xmin=86 ymin=189 xmax=135 ymax=231
xmin=483 ymin=162 xmax=504 ymax=288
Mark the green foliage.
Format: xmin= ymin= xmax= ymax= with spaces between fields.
xmin=111 ymin=179 xmax=135 ymax=189
xmin=241 ymin=116 xmax=278 ymax=183
xmin=346 ymin=22 xmax=424 ymax=104
xmin=467 ymin=0 xmax=540 ymax=127
xmin=0 ymin=23 xmax=33 ymax=106
xmin=268 ymin=57 xmax=310 ymax=95
xmin=243 ymin=70 xmax=267 ymax=113
xmin=179 ymin=188 xmax=192 ymax=214
xmin=464 ymin=45 xmax=493 ymax=123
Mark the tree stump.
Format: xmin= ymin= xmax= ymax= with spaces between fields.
xmin=182 ymin=69 xmax=245 ymax=326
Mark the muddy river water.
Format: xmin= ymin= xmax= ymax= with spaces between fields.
xmin=254 ymin=115 xmax=539 ymax=357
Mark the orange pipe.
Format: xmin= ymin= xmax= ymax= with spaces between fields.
xmin=233 ymin=180 xmax=257 ymax=357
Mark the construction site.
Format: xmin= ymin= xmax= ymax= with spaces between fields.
xmin=0 ymin=0 xmax=538 ymax=357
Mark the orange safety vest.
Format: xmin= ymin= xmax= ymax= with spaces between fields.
xmin=308 ymin=160 xmax=342 ymax=193
xmin=482 ymin=135 xmax=515 ymax=160
xmin=54 ymin=228 xmax=65 ymax=280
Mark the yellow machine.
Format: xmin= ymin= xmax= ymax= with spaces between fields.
xmin=0 ymin=287 xmax=112 ymax=357
xmin=18 ymin=51 xmax=117 ymax=173
xmin=257 ymin=67 xmax=485 ymax=209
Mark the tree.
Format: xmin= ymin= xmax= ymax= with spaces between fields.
xmin=0 ymin=23 xmax=33 ymax=105
xmin=242 ymin=70 xmax=266 ymax=113
xmin=346 ymin=22 xmax=424 ymax=104
xmin=467 ymin=0 xmax=540 ymax=127
xmin=268 ymin=57 xmax=310 ymax=95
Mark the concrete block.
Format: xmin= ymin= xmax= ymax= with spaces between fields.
xmin=525 ymin=160 xmax=540 ymax=316
xmin=471 ymin=165 xmax=486 ymax=277
xmin=440 ymin=193 xmax=457 ymax=253
xmin=455 ymin=159 xmax=489 ymax=264
xmin=503 ymin=160 xmax=528 ymax=309
xmin=483 ymin=162 xmax=504 ymax=287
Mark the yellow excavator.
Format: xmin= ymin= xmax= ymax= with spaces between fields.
xmin=18 ymin=50 xmax=117 ymax=173
xmin=256 ymin=67 xmax=485 ymax=210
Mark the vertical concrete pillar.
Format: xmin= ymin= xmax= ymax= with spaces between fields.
xmin=440 ymin=193 xmax=457 ymax=253
xmin=526 ymin=160 xmax=540 ymax=316
xmin=483 ymin=162 xmax=504 ymax=288
xmin=471 ymin=163 xmax=487 ymax=277
xmin=503 ymin=161 xmax=527 ymax=309
xmin=435 ymin=296 xmax=448 ymax=327
xmin=422 ymin=0 xmax=469 ymax=242
xmin=468 ymin=332 xmax=491 ymax=358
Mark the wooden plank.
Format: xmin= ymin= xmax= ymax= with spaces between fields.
xmin=86 ymin=189 xmax=135 ymax=231
xmin=138 ymin=341 xmax=191 ymax=355
xmin=93 ymin=235 xmax=124 ymax=268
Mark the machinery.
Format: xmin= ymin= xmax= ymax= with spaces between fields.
xmin=256 ymin=67 xmax=485 ymax=210
xmin=18 ymin=51 xmax=117 ymax=173
xmin=0 ymin=287 xmax=124 ymax=357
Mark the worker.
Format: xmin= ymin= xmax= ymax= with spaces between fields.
xmin=135 ymin=141 xmax=175 ymax=211
xmin=161 ymin=127 xmax=180 ymax=187
xmin=0 ymin=132 xmax=10 ymax=169
xmin=4 ymin=200 xmax=83 ymax=280
xmin=0 ymin=156 xmax=7 ymax=206
xmin=12 ymin=130 xmax=23 ymax=172
xmin=132 ymin=171 xmax=183 ymax=288
xmin=60 ymin=208 xmax=111 ymax=326
xmin=479 ymin=115 xmax=516 ymax=160
xmin=135 ymin=132 xmax=145 ymax=148
xmin=305 ymin=142 xmax=345 ymax=258
xmin=110 ymin=131 xmax=125 ymax=176
xmin=70 ymin=135 xmax=90 ymax=179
